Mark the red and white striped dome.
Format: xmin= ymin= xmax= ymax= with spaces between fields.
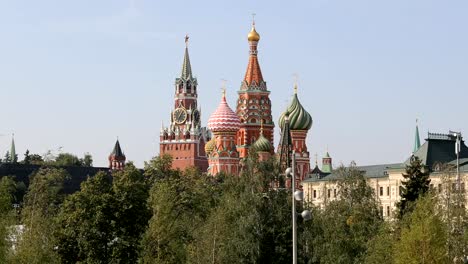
xmin=208 ymin=95 xmax=241 ymax=132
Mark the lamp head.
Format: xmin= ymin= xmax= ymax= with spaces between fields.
xmin=301 ymin=210 xmax=311 ymax=221
xmin=285 ymin=167 xmax=292 ymax=176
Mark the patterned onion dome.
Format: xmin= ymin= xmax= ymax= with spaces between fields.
xmin=252 ymin=133 xmax=272 ymax=152
xmin=278 ymin=93 xmax=312 ymax=131
xmin=207 ymin=95 xmax=241 ymax=132
xmin=205 ymin=138 xmax=216 ymax=155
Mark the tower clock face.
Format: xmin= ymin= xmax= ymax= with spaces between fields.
xmin=173 ymin=108 xmax=187 ymax=124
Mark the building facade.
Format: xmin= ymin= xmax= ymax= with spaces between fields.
xmin=303 ymin=130 xmax=468 ymax=219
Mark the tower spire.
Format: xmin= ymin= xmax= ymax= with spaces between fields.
xmin=413 ymin=119 xmax=421 ymax=153
xmin=10 ymin=134 xmax=16 ymax=163
xmin=181 ymin=35 xmax=192 ymax=79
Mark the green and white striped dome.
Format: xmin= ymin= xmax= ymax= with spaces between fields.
xmin=278 ymin=93 xmax=312 ymax=131
xmin=252 ymin=133 xmax=272 ymax=152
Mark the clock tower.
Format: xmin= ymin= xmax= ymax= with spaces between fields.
xmin=160 ymin=36 xmax=209 ymax=172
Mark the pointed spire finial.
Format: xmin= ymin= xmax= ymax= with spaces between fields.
xmin=315 ymin=153 xmax=318 ymax=165
xmin=252 ymin=13 xmax=256 ymax=27
xmin=185 ymin=34 xmax=189 ymax=47
xmin=293 ymin=73 xmax=298 ymax=94
xmin=414 ymin=118 xmax=421 ymax=153
xmin=221 ymin=79 xmax=227 ymax=98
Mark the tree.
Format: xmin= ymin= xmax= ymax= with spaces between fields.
xmin=29 ymin=154 xmax=44 ymax=165
xmin=0 ymin=177 xmax=17 ymax=262
xmin=23 ymin=150 xmax=31 ymax=165
xmin=364 ymin=222 xmax=396 ymax=264
xmin=143 ymin=154 xmax=177 ymax=185
xmin=11 ymin=168 xmax=69 ymax=263
xmin=397 ymin=155 xmax=430 ymax=218
xmin=141 ymin=165 xmax=216 ymax=263
xmin=81 ymin=153 xmax=93 ymax=167
xmin=56 ymin=171 xmax=114 ymax=263
xmin=3 ymin=151 xmax=11 ymax=164
xmin=57 ymin=165 xmax=150 ymax=263
xmin=304 ymin=163 xmax=383 ymax=264
xmin=394 ymin=194 xmax=448 ymax=264
xmin=53 ymin=153 xmax=83 ymax=166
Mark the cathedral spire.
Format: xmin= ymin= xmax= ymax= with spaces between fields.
xmin=109 ymin=139 xmax=126 ymax=170
xmin=10 ymin=134 xmax=16 ymax=163
xmin=180 ymin=34 xmax=192 ymax=80
xmin=243 ymin=19 xmax=264 ymax=89
xmin=413 ymin=119 xmax=421 ymax=153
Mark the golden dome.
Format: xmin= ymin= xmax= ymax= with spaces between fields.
xmin=247 ymin=26 xmax=260 ymax=42
xmin=205 ymin=138 xmax=216 ymax=155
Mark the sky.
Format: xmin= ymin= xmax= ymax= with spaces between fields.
xmin=1 ymin=0 xmax=467 ymax=168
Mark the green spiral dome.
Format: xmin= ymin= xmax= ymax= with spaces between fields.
xmin=252 ymin=133 xmax=272 ymax=152
xmin=278 ymin=93 xmax=312 ymax=130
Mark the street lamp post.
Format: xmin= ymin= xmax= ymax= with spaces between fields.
xmin=286 ymin=151 xmax=311 ymax=264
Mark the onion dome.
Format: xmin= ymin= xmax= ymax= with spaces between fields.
xmin=205 ymin=138 xmax=216 ymax=155
xmin=278 ymin=89 xmax=312 ymax=131
xmin=247 ymin=25 xmax=260 ymax=42
xmin=252 ymin=133 xmax=271 ymax=152
xmin=207 ymin=93 xmax=241 ymax=132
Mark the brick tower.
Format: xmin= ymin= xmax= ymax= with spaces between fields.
xmin=278 ymin=85 xmax=313 ymax=187
xmin=109 ymin=139 xmax=126 ymax=170
xmin=236 ymin=20 xmax=274 ymax=159
xmin=160 ymin=36 xmax=209 ymax=172
xmin=206 ymin=91 xmax=241 ymax=176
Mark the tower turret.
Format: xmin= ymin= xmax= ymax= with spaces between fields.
xmin=236 ymin=19 xmax=274 ymax=158
xmin=207 ymin=90 xmax=241 ymax=176
xmin=321 ymin=151 xmax=333 ymax=174
xmin=109 ymin=139 xmax=126 ymax=170
xmin=278 ymin=84 xmax=312 ymax=187
xmin=414 ymin=119 xmax=421 ymax=153
xmin=159 ymin=35 xmax=208 ymax=172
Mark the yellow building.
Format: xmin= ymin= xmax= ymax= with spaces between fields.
xmin=302 ymin=130 xmax=468 ymax=219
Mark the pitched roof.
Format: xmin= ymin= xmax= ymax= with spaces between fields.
xmin=303 ymin=163 xmax=402 ymax=183
xmin=180 ymin=46 xmax=192 ymax=80
xmin=407 ymin=132 xmax=468 ymax=169
xmin=110 ymin=140 xmax=125 ymax=157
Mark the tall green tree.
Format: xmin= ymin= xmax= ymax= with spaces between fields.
xmin=304 ymin=163 xmax=383 ymax=264
xmin=53 ymin=153 xmax=83 ymax=166
xmin=57 ymin=164 xmax=150 ymax=263
xmin=397 ymin=155 xmax=430 ymax=218
xmin=394 ymin=194 xmax=448 ymax=264
xmin=23 ymin=150 xmax=31 ymax=165
xmin=81 ymin=153 xmax=93 ymax=167
xmin=141 ymin=165 xmax=216 ymax=264
xmin=0 ymin=176 xmax=17 ymax=262
xmin=11 ymin=168 xmax=69 ymax=264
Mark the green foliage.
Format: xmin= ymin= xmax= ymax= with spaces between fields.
xmin=56 ymin=165 xmax=150 ymax=263
xmin=29 ymin=154 xmax=44 ymax=165
xmin=11 ymin=168 xmax=69 ymax=264
xmin=0 ymin=177 xmax=17 ymax=262
xmin=3 ymin=151 xmax=11 ymax=164
xmin=23 ymin=150 xmax=31 ymax=165
xmin=82 ymin=153 xmax=93 ymax=167
xmin=141 ymin=164 xmax=216 ymax=263
xmin=53 ymin=153 xmax=83 ymax=166
xmin=364 ymin=222 xmax=396 ymax=264
xmin=394 ymin=194 xmax=448 ymax=264
xmin=397 ymin=156 xmax=430 ymax=218
xmin=304 ymin=163 xmax=383 ymax=264
xmin=143 ymin=154 xmax=176 ymax=185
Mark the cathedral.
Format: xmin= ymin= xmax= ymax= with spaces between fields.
xmin=159 ymin=21 xmax=314 ymax=183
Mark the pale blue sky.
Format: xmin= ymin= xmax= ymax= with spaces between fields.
xmin=1 ymin=0 xmax=467 ymax=168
